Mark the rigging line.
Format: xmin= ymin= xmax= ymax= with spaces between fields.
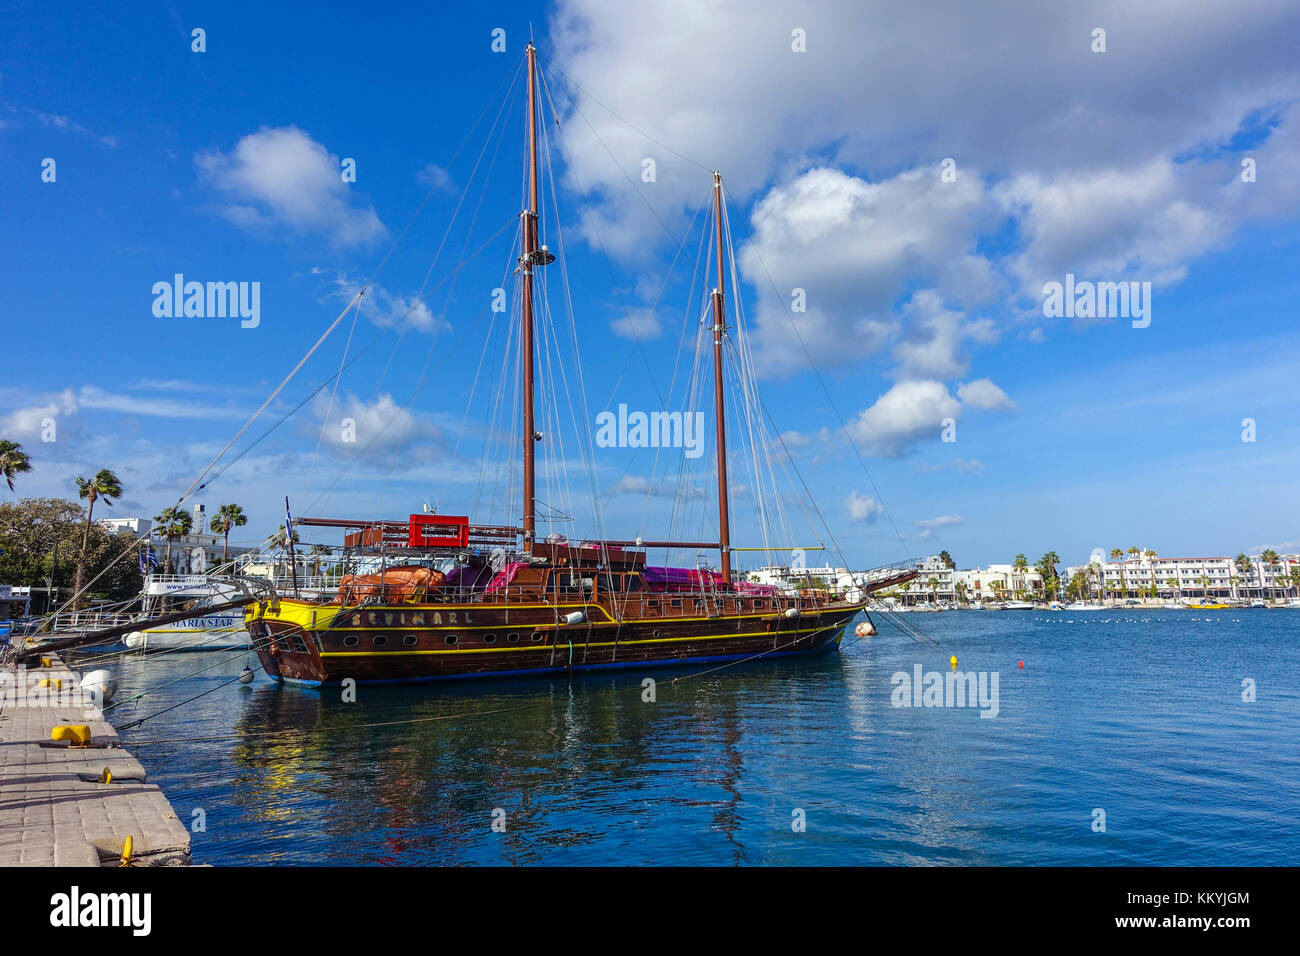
xmin=536 ymin=103 xmax=610 ymax=548
xmin=204 ymin=216 xmax=517 ymax=493
xmin=359 ymin=56 xmax=525 ymax=293
xmin=116 ymin=660 xmax=268 ymax=733
xmin=744 ymin=236 xmax=914 ymax=562
xmin=369 ymin=59 xmax=522 ymax=406
xmin=102 ymin=639 xmax=272 ymax=714
xmin=539 ymin=55 xmax=713 ymax=173
xmin=190 ymin=62 xmax=523 ymax=513
xmin=175 ymin=290 xmax=364 ymax=510
xmin=602 ymin=188 xmax=711 ymax=410
xmin=370 ymin=72 xmax=520 ymax=524
xmin=304 ymin=287 xmax=363 ymax=498
xmin=542 ymin=68 xmax=682 ymax=246
xmin=533 ymin=64 xmax=667 ymax=410
xmin=300 ymin=303 xmax=498 ymax=517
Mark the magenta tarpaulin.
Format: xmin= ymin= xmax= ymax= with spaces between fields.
xmin=642 ymin=565 xmax=723 ymax=591
xmin=486 ymin=561 xmax=529 ymax=591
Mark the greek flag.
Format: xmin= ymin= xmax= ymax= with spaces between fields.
xmin=138 ymin=547 xmax=159 ymax=573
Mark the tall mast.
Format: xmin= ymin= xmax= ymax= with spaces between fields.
xmin=520 ymin=42 xmax=541 ymax=553
xmin=711 ymin=171 xmax=732 ymax=584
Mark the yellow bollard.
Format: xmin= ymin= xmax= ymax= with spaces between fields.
xmin=99 ymin=767 xmax=113 ymax=784
xmin=39 ymin=677 xmax=62 ymax=689
xmin=119 ymin=836 xmax=133 ymax=868
xmin=50 ymin=725 xmax=92 ymax=746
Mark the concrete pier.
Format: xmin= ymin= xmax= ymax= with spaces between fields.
xmin=0 ymin=657 xmax=190 ymax=866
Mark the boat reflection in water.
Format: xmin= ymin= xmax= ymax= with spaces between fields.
xmin=219 ymin=651 xmax=855 ymax=865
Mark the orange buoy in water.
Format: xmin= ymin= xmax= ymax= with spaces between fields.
xmin=1019 ymin=660 xmax=1024 ymax=669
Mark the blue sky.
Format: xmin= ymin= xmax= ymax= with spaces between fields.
xmin=3 ymin=1 xmax=1299 ymax=571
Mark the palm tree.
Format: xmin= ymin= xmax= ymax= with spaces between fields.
xmin=1165 ymin=576 xmax=1179 ymax=600
xmin=71 ymin=469 xmax=122 ymax=607
xmin=268 ymin=526 xmax=301 ymax=549
xmin=1261 ymin=549 xmax=1280 ymax=600
xmin=1288 ymin=568 xmax=1300 ymax=601
xmin=1197 ymin=575 xmax=1211 ymax=599
xmin=1012 ymin=554 xmax=1029 ymax=599
xmin=309 ymin=544 xmax=331 ymax=578
xmin=153 ymin=507 xmax=193 ymax=572
xmin=954 ymin=580 xmax=968 ymax=605
xmin=0 ymin=439 xmax=33 ymax=492
xmin=926 ymin=576 xmax=940 ymax=603
xmin=209 ymin=503 xmax=248 ymax=563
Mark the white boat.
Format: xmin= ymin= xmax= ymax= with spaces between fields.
xmin=123 ymin=575 xmax=252 ymax=651
xmin=1250 ymin=599 xmax=1267 ymax=609
xmin=1161 ymin=602 xmax=1184 ymax=609
xmin=1001 ymin=601 xmax=1034 ymax=610
xmin=1069 ymin=603 xmax=1107 ymax=611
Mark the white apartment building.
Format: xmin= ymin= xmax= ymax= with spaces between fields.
xmin=1063 ymin=552 xmax=1300 ymax=600
xmin=950 ymin=564 xmax=1047 ymax=603
xmin=98 ymin=504 xmax=255 ymax=574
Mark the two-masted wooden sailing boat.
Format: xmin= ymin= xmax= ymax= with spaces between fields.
xmin=244 ymin=44 xmax=914 ymax=685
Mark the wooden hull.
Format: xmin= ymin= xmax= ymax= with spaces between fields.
xmin=245 ymin=597 xmax=860 ymax=686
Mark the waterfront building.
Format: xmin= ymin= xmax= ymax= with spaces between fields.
xmin=1062 ymin=551 xmax=1300 ymax=601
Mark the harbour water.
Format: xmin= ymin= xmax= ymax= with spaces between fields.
xmin=78 ymin=610 xmax=1300 ymax=865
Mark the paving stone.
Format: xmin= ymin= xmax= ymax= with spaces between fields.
xmin=0 ymin=659 xmax=191 ymax=868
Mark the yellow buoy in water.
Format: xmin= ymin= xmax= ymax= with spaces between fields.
xmin=950 ymin=655 xmax=958 ymax=668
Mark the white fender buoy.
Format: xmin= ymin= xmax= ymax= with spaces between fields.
xmin=846 ymin=589 xmax=863 ymax=604
xmin=238 ymin=665 xmax=255 ymax=685
xmin=563 ymin=611 xmax=585 ymax=625
xmin=854 ymin=620 xmax=877 ymax=638
xmin=784 ymin=607 xmax=800 ymax=619
xmin=124 ymin=631 xmax=145 ymax=649
xmin=80 ymin=669 xmax=117 ymax=706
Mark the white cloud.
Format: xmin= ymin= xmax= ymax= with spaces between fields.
xmin=846 ymin=380 xmax=960 ymax=458
xmin=915 ymin=514 xmax=964 ymax=540
xmin=891 ymin=291 xmax=999 ymax=382
xmin=610 ymin=308 xmax=664 ymax=340
xmin=956 ymin=378 xmax=1017 ymax=412
xmin=738 ymin=166 xmax=992 ymax=376
xmin=417 ymin=163 xmax=456 ymax=192
xmin=197 ymin=126 xmax=386 ymax=246
xmin=914 ymin=457 xmax=985 ymax=474
xmin=549 ymin=1 xmax=1300 ymax=377
xmin=846 ymin=490 xmax=883 ymax=523
xmin=77 ymin=386 xmax=247 ymax=420
xmin=330 ymin=275 xmax=444 ymax=333
xmin=0 ymin=389 xmax=79 ymax=440
xmin=309 ymin=392 xmax=439 ymax=456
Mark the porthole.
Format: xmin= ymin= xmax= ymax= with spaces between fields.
xmin=484 ymin=633 xmax=497 ymax=644
xmin=342 ymin=635 xmax=359 ymax=647
xmin=445 ymin=634 xmax=459 ymax=646
xmin=652 ymin=628 xmax=662 ymax=639
xmin=403 ymin=634 xmax=418 ymax=647
xmin=530 ymin=631 xmax=544 ymax=642
xmin=506 ymin=633 xmax=520 ymax=643
xmin=373 ymin=634 xmax=388 ymax=646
